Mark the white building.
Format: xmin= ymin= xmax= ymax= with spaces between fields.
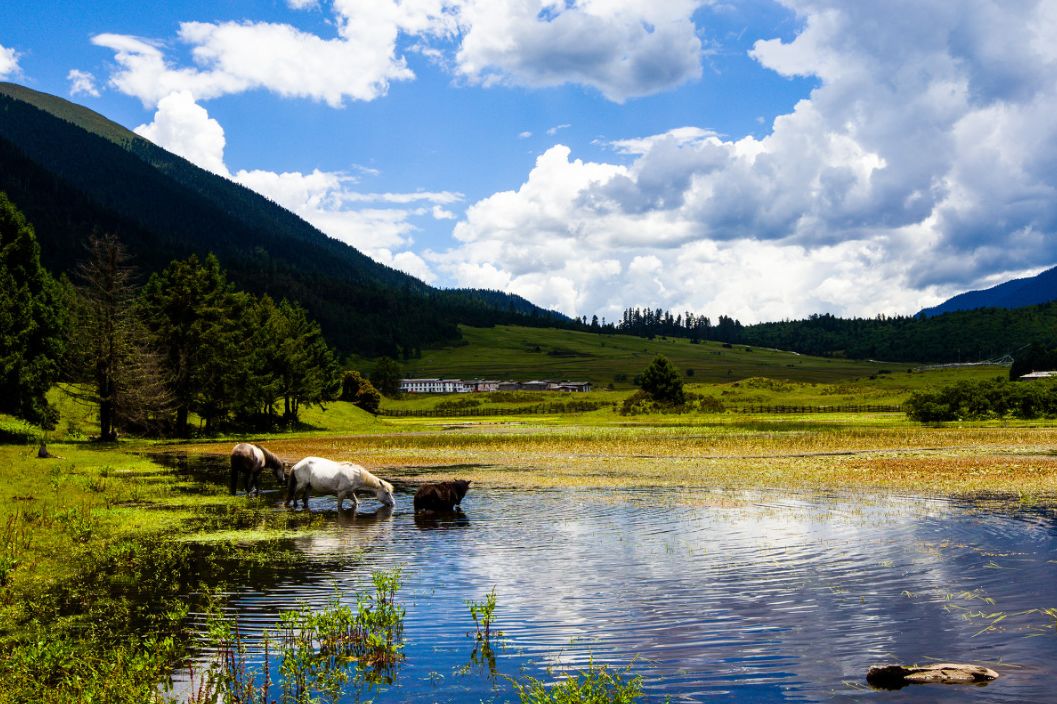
xmin=399 ymin=378 xmax=590 ymax=393
xmin=399 ymin=378 xmax=472 ymax=393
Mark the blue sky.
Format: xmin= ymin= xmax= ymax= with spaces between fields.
xmin=2 ymin=1 xmax=1056 ymax=323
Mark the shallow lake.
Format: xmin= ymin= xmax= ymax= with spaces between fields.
xmin=171 ymin=457 xmax=1057 ymax=703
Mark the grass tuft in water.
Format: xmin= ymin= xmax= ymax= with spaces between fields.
xmin=468 ymin=585 xmax=500 ymax=642
xmin=191 ymin=569 xmax=406 ymax=703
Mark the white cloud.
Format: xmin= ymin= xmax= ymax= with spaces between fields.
xmin=233 ymin=166 xmax=459 ymax=276
xmin=91 ymin=5 xmax=426 ymax=108
xmin=437 ymin=0 xmax=1057 ymax=319
xmin=453 ymin=0 xmax=707 ymax=101
xmin=0 ymin=43 xmax=21 ymax=79
xmin=134 ymin=91 xmax=230 ymax=176
xmin=67 ymin=69 xmax=100 ymax=97
xmin=518 ymin=130 xmax=533 ymax=139
xmin=546 ymin=123 xmax=570 ymax=136
xmin=92 ymin=1 xmax=710 ymax=107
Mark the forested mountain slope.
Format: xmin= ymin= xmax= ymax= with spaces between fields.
xmin=0 ymin=83 xmax=566 ymax=356
xmin=918 ymin=265 xmax=1057 ymax=317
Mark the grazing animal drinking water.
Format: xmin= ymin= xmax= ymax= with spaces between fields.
xmin=230 ymin=443 xmax=286 ymax=495
xmin=286 ymin=457 xmax=395 ymax=511
xmin=414 ymin=480 xmax=471 ymax=512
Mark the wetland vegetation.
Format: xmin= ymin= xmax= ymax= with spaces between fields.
xmin=4 ymin=291 xmax=1057 ymax=701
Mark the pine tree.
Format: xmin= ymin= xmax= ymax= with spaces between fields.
xmin=140 ymin=253 xmax=248 ymax=435
xmin=638 ymin=354 xmax=685 ymax=405
xmin=66 ymin=234 xmax=172 ymax=440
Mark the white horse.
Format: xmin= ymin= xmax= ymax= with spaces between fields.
xmin=285 ymin=457 xmax=395 ymax=510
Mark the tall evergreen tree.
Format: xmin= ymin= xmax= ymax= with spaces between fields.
xmin=0 ymin=193 xmax=66 ymax=428
xmin=66 ymin=234 xmax=172 ymax=440
xmin=263 ymin=299 xmax=340 ymax=422
xmin=139 ymin=254 xmax=247 ymax=435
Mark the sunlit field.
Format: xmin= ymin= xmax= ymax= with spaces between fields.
xmin=183 ymin=370 xmax=1057 ymax=501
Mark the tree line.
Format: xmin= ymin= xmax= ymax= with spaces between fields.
xmin=585 ymin=306 xmax=1057 ymax=365
xmin=1 ymin=193 xmax=356 ymax=439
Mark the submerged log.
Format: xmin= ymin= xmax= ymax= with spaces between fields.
xmin=867 ymin=663 xmax=999 ymax=689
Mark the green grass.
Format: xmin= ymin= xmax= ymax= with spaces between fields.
xmin=0 ymin=442 xmax=315 ymax=703
xmin=366 ymin=324 xmax=900 ymax=388
xmin=375 ymin=362 xmax=1008 ymax=417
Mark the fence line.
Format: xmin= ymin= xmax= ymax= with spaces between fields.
xmin=379 ymin=402 xmax=606 ymax=418
xmin=728 ymin=404 xmax=901 ymax=414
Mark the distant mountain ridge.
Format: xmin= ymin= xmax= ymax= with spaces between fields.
xmin=0 ymin=82 xmax=568 ymax=355
xmin=918 ymin=265 xmax=1057 ymax=317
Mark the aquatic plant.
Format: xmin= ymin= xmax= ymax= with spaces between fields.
xmin=468 ymin=585 xmax=499 ymax=642
xmin=510 ymin=662 xmax=646 ymax=704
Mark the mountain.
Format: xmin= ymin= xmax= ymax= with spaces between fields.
xmin=0 ymin=82 xmax=568 ymax=356
xmin=918 ymin=265 xmax=1057 ymax=317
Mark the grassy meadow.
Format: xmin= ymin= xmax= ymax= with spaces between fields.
xmin=356 ymin=324 xmax=902 ymax=386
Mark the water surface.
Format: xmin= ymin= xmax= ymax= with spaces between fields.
xmin=179 ymin=466 xmax=1057 ymax=702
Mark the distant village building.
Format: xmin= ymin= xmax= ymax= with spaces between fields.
xmin=399 ymin=378 xmax=465 ymax=393
xmin=1016 ymin=371 xmax=1057 ymax=381
xmin=399 ymin=378 xmax=591 ymax=393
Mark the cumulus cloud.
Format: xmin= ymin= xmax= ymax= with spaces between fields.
xmin=437 ymin=0 xmax=1057 ymax=320
xmin=90 ymin=2 xmax=436 ymax=107
xmin=67 ymin=69 xmax=100 ymax=97
xmin=453 ymin=0 xmax=706 ymax=101
xmin=0 ymin=43 xmax=20 ymax=79
xmin=134 ymin=91 xmax=230 ymax=176
xmin=92 ymin=1 xmax=709 ymax=106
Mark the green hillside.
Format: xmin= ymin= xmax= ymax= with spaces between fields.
xmin=393 ymin=325 xmax=904 ymax=386
xmin=0 ymin=83 xmax=568 ymax=357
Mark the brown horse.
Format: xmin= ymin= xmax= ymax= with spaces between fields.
xmin=230 ymin=443 xmax=286 ymax=495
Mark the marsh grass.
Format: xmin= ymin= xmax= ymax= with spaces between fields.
xmin=184 ymin=415 xmax=1057 ymax=500
xmin=510 ymin=662 xmax=647 ymax=704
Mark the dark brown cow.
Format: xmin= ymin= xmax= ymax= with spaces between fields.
xmin=413 ymin=479 xmax=471 ymax=512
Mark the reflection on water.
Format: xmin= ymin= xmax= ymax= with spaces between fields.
xmin=182 ymin=473 xmax=1057 ymax=703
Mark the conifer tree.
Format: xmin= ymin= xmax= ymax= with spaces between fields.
xmin=638 ymin=354 xmax=685 ymax=405
xmin=66 ymin=234 xmax=172 ymax=440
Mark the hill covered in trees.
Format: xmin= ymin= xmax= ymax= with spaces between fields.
xmin=0 ymin=82 xmax=568 ymax=357
xmin=600 ymin=305 xmax=1057 ymax=365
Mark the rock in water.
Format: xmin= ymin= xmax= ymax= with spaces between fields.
xmin=867 ymin=663 xmax=999 ymax=689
